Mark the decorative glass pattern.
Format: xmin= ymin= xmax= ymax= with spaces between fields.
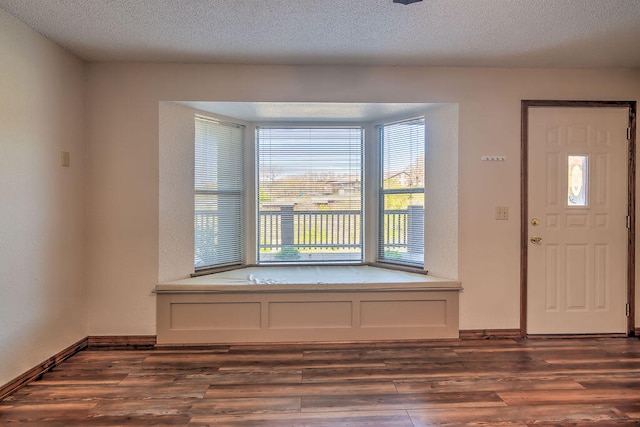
xmin=568 ymin=155 xmax=588 ymax=207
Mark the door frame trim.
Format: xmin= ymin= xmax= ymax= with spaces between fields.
xmin=520 ymin=100 xmax=637 ymax=337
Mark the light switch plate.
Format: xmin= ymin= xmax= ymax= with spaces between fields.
xmin=495 ymin=206 xmax=509 ymax=220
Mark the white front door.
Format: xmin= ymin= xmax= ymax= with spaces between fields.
xmin=527 ymin=107 xmax=629 ymax=334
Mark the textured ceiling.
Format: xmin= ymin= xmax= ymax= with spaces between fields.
xmin=1 ymin=0 xmax=639 ymax=67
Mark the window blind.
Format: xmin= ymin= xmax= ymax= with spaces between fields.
xmin=378 ymin=118 xmax=425 ymax=267
xmin=257 ymin=127 xmax=363 ymax=263
xmin=194 ymin=116 xmax=244 ymax=269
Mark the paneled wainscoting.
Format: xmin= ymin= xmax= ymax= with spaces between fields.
xmin=156 ymin=265 xmax=462 ymax=344
xmin=1 ymin=337 xmax=639 ymax=425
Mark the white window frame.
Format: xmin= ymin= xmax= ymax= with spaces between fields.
xmin=193 ymin=116 xmax=428 ymax=272
xmin=255 ymin=125 xmax=364 ymax=264
xmin=194 ymin=116 xmax=245 ymax=270
xmin=376 ymin=117 xmax=426 ymax=268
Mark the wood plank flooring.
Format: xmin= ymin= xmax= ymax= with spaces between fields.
xmin=1 ymin=338 xmax=639 ymax=426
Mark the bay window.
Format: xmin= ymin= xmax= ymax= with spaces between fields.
xmin=194 ymin=116 xmax=425 ymax=270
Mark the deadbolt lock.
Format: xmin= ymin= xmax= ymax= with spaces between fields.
xmin=530 ymin=236 xmax=542 ymax=244
xmin=531 ymin=218 xmax=540 ymax=226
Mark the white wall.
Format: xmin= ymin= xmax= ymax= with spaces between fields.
xmin=86 ymin=64 xmax=640 ymax=334
xmin=0 ymin=9 xmax=87 ymax=386
xmin=424 ymin=103 xmax=459 ymax=279
xmin=159 ymin=102 xmax=196 ymax=283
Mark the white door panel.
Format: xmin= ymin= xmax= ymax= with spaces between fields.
xmin=527 ymin=107 xmax=628 ymax=334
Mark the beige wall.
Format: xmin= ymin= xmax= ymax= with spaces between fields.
xmin=424 ymin=103 xmax=459 ymax=279
xmin=86 ymin=63 xmax=640 ymax=334
xmin=0 ymin=9 xmax=87 ymax=385
xmin=159 ymin=102 xmax=196 ymax=283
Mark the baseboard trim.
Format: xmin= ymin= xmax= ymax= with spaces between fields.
xmin=1 ymin=335 xmax=158 ymax=401
xmin=459 ymin=329 xmax=522 ymax=340
xmin=633 ymin=327 xmax=639 ymax=337
xmin=87 ymin=335 xmax=157 ymax=348
xmin=0 ymin=337 xmax=88 ymax=401
xmin=526 ymin=333 xmax=629 ymax=339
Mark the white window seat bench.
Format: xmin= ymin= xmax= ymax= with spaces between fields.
xmin=156 ymin=265 xmax=462 ymax=344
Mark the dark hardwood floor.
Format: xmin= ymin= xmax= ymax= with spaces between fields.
xmin=1 ymin=338 xmax=639 ymax=426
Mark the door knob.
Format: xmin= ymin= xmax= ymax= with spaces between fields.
xmin=530 ymin=236 xmax=542 ymax=244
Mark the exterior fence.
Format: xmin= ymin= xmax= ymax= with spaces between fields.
xmin=260 ymin=207 xmax=362 ymax=251
xmin=195 ymin=206 xmax=424 ymax=259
